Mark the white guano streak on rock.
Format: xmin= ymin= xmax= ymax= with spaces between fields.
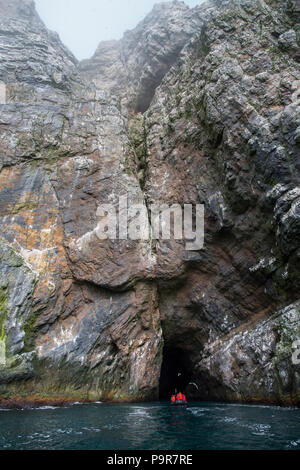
xmin=0 ymin=340 xmax=5 ymax=366
xmin=37 ymin=325 xmax=80 ymax=358
xmin=0 ymin=82 xmax=6 ymax=104
xmin=15 ymin=241 xmax=56 ymax=289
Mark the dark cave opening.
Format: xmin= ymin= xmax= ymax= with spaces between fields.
xmin=159 ymin=346 xmax=192 ymax=400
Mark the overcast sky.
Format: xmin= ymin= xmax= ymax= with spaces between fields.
xmin=35 ymin=0 xmax=205 ymax=60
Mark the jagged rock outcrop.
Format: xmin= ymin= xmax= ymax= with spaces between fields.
xmin=80 ymin=1 xmax=204 ymax=113
xmin=0 ymin=0 xmax=299 ymax=406
xmin=195 ymin=300 xmax=300 ymax=402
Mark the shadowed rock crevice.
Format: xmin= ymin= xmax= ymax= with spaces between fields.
xmin=134 ymin=48 xmax=184 ymax=114
xmin=79 ymin=1 xmax=204 ymax=114
xmin=159 ymin=346 xmax=193 ymax=400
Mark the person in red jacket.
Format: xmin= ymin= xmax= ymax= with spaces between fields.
xmin=176 ymin=392 xmax=187 ymax=402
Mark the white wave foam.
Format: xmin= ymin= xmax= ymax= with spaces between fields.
xmin=35 ymin=406 xmax=57 ymax=410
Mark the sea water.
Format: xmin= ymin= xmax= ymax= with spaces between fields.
xmin=0 ymin=401 xmax=299 ymax=450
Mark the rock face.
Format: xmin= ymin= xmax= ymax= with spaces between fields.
xmin=0 ymin=0 xmax=299 ymax=405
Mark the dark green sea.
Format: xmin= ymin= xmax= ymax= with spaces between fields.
xmin=0 ymin=401 xmax=299 ymax=450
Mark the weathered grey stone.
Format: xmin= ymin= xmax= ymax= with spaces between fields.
xmin=0 ymin=238 xmax=36 ymax=365
xmin=278 ymin=30 xmax=298 ymax=50
xmin=194 ymin=301 xmax=300 ymax=403
xmin=0 ymin=82 xmax=5 ymax=104
xmin=80 ymin=1 xmax=204 ymax=113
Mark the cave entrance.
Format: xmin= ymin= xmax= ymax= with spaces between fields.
xmin=159 ymin=346 xmax=192 ymax=400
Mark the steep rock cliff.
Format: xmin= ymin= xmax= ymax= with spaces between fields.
xmin=0 ymin=0 xmax=299 ymax=406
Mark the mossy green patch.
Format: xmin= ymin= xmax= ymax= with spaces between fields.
xmin=128 ymin=114 xmax=148 ymax=190
xmin=12 ymin=200 xmax=39 ymax=215
xmin=0 ymin=241 xmax=24 ymax=268
xmin=23 ymin=308 xmax=41 ymax=353
xmin=185 ymin=101 xmax=194 ymax=120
